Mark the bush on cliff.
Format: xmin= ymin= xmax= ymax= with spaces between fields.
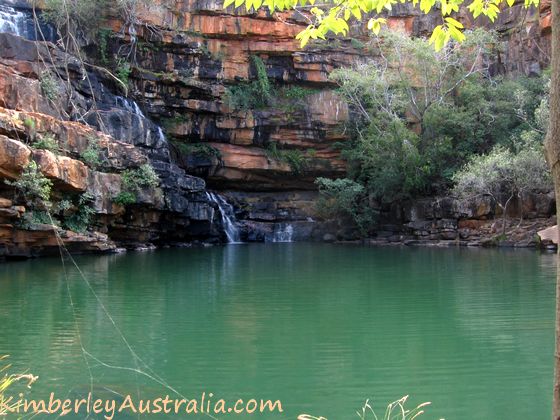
xmin=453 ymin=142 xmax=552 ymax=233
xmin=80 ymin=135 xmax=104 ymax=169
xmin=60 ymin=192 xmax=96 ymax=232
xmin=5 ymin=161 xmax=52 ymax=208
xmin=114 ymin=164 xmax=159 ymax=206
xmin=315 ymin=177 xmax=376 ymax=235
xmin=224 ymin=56 xmax=272 ymax=110
xmin=316 ymin=31 xmax=550 ymax=232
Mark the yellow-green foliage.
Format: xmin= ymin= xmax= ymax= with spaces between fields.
xmin=224 ymin=0 xmax=539 ymax=50
xmin=0 ymin=356 xmax=37 ymax=416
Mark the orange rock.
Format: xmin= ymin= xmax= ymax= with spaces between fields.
xmin=540 ymin=13 xmax=552 ymax=33
xmin=0 ymin=135 xmax=31 ymax=179
xmin=33 ymin=150 xmax=89 ymax=192
xmin=458 ymin=219 xmax=487 ymax=230
xmin=231 ymin=129 xmax=254 ymax=145
xmin=210 ymin=143 xmax=291 ymax=173
xmin=387 ymin=17 xmax=415 ymax=34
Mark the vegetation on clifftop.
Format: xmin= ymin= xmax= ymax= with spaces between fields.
xmin=315 ymin=31 xmax=551 ymax=233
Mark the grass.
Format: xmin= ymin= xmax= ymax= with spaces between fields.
xmin=0 ymin=356 xmax=37 ymax=416
xmin=297 ymin=396 xmax=431 ymax=420
xmin=265 ymin=142 xmax=310 ymax=174
xmin=32 ymin=133 xmax=59 ymax=151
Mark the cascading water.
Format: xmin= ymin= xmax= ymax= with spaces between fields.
xmin=116 ymin=96 xmax=145 ymax=118
xmin=0 ymin=4 xmax=26 ymax=36
xmin=206 ymin=192 xmax=241 ymax=244
xmin=272 ymin=223 xmax=294 ymax=243
xmin=0 ymin=4 xmax=56 ymax=41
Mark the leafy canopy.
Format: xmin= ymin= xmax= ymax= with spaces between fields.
xmin=223 ymin=0 xmax=540 ymax=50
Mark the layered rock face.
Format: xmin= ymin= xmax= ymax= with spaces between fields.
xmin=359 ymin=192 xmax=556 ymax=248
xmin=0 ymin=25 xmax=228 ymax=257
xmin=104 ymin=0 xmax=354 ymax=191
xmin=0 ymin=0 xmax=554 ymax=256
xmin=107 ymin=0 xmax=552 ymax=234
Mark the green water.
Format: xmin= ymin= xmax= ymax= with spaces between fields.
xmin=0 ymin=244 xmax=556 ymax=419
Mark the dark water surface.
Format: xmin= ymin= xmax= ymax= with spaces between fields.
xmin=0 ymin=244 xmax=556 ymax=419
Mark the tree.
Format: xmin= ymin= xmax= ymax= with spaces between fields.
xmin=453 ymin=145 xmax=552 ymax=234
xmin=224 ymin=0 xmax=560 ymax=417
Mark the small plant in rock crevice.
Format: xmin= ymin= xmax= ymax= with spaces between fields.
xmin=224 ymin=56 xmax=272 ymax=110
xmin=116 ymin=59 xmax=132 ymax=87
xmin=39 ymin=71 xmax=58 ymax=102
xmin=113 ymin=164 xmax=160 ymax=207
xmin=265 ymin=142 xmax=311 ymax=175
xmin=32 ymin=133 xmax=59 ymax=152
xmin=80 ymin=135 xmax=104 ymax=169
xmin=173 ymin=141 xmax=222 ymax=160
xmin=61 ymin=192 xmax=96 ymax=232
xmin=5 ymin=161 xmax=52 ymax=208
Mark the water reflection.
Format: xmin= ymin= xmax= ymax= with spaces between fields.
xmin=0 ymin=245 xmax=555 ymax=419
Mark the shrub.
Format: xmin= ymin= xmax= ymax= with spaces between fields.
xmin=23 ymin=117 xmax=35 ymax=130
xmin=32 ymin=133 xmax=59 ymax=151
xmin=224 ymin=56 xmax=271 ymax=110
xmin=113 ymin=191 xmax=136 ymax=206
xmin=282 ymin=150 xmax=308 ymax=174
xmin=122 ymin=164 xmax=160 ymax=190
xmin=39 ymin=71 xmax=58 ymax=102
xmin=265 ymin=142 xmax=310 ymax=174
xmin=116 ymin=59 xmax=132 ymax=86
xmin=20 ymin=210 xmax=54 ymax=228
xmin=316 ymin=177 xmax=376 ymax=234
xmin=5 ymin=161 xmax=52 ymax=207
xmin=281 ymin=86 xmax=318 ymax=101
xmin=43 ymin=0 xmax=107 ymax=40
xmin=80 ymin=135 xmax=103 ymax=169
xmin=174 ymin=142 xmax=221 ymax=159
xmin=98 ymin=27 xmax=113 ymax=65
xmin=327 ymin=30 xmax=550 ymax=206
xmin=60 ymin=193 xmax=96 ymax=232
xmin=114 ymin=164 xmax=160 ymax=207
xmin=350 ymin=38 xmax=366 ymax=50
xmin=453 ymin=142 xmax=551 ymax=233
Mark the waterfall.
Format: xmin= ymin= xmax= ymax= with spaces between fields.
xmin=0 ymin=4 xmax=56 ymax=41
xmin=272 ymin=223 xmax=294 ymax=243
xmin=0 ymin=4 xmax=26 ymax=36
xmin=115 ymin=96 xmax=145 ymax=117
xmin=206 ymin=192 xmax=241 ymax=244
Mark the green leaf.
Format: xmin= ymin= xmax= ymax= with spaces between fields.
xmin=448 ymin=24 xmax=466 ymax=42
xmin=445 ymin=16 xmax=464 ymax=28
xmin=223 ymin=0 xmax=236 ymax=8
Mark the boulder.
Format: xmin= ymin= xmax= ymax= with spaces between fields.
xmin=538 ymin=225 xmax=558 ymax=245
xmin=0 ymin=135 xmax=31 ymax=179
xmin=33 ymin=149 xmax=89 ymax=192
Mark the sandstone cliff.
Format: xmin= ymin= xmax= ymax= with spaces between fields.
xmin=0 ymin=0 xmax=553 ymax=256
